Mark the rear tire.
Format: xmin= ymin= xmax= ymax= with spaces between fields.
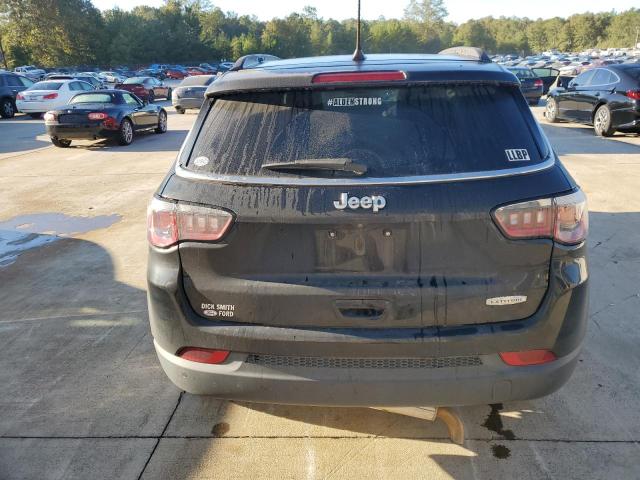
xmin=545 ymin=97 xmax=559 ymax=123
xmin=175 ymin=106 xmax=185 ymax=114
xmin=166 ymin=88 xmax=172 ymax=100
xmin=29 ymin=112 xmax=42 ymax=119
xmin=1 ymin=98 xmax=15 ymax=118
xmin=147 ymin=91 xmax=155 ymax=103
xmin=155 ymin=110 xmax=167 ymax=134
xmin=51 ymin=137 xmax=71 ymax=148
xmin=593 ymin=104 xmax=615 ymax=137
xmin=118 ymin=118 xmax=134 ymax=145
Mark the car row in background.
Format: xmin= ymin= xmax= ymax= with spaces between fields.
xmin=43 ymin=90 xmax=167 ymax=147
xmin=545 ymin=64 xmax=640 ymax=137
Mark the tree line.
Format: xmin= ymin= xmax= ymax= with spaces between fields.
xmin=0 ymin=0 xmax=639 ymax=69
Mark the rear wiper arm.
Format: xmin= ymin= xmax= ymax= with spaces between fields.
xmin=262 ymin=158 xmax=367 ymax=176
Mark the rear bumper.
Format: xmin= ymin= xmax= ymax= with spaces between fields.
xmin=147 ymin=240 xmax=589 ymax=406
xmin=155 ymin=339 xmax=580 ymax=407
xmin=172 ymin=97 xmax=204 ymax=110
xmin=46 ymin=124 xmax=118 ymax=140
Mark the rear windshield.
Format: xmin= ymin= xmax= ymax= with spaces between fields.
xmin=186 ymin=84 xmax=548 ymax=179
xmin=124 ymin=77 xmax=145 ymax=84
xmin=30 ymin=81 xmax=63 ymax=90
xmin=180 ymin=75 xmax=215 ymax=87
xmin=70 ymin=93 xmax=115 ymax=104
xmin=508 ymin=68 xmax=536 ymax=79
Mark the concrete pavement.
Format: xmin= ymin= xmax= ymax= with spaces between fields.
xmin=0 ymin=103 xmax=639 ymax=479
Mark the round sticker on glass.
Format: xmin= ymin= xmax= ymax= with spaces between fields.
xmin=193 ymin=156 xmax=209 ymax=167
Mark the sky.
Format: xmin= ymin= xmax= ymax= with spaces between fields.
xmin=92 ymin=0 xmax=639 ymax=24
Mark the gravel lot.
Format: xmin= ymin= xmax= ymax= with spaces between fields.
xmin=0 ymin=101 xmax=639 ymax=479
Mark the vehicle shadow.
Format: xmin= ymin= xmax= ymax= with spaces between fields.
xmin=0 ymin=115 xmax=49 ymax=156
xmin=62 ymin=128 xmax=190 ymax=153
xmin=540 ymin=122 xmax=640 ymax=155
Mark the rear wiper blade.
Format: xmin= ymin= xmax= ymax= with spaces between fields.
xmin=262 ymin=158 xmax=367 ymax=176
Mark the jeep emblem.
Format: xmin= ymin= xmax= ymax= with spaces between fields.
xmin=334 ymin=193 xmax=386 ymax=213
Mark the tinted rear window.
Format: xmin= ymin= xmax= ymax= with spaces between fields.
xmin=187 ymin=84 xmax=548 ymax=178
xmin=180 ymin=75 xmax=215 ymax=86
xmin=508 ymin=68 xmax=536 ymax=79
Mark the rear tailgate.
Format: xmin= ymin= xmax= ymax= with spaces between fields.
xmin=168 ymin=82 xmax=568 ymax=329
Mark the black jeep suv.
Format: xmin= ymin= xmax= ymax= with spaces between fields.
xmin=147 ymin=50 xmax=589 ymax=407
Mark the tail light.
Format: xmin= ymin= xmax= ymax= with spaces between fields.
xmin=493 ymin=190 xmax=588 ymax=245
xmin=43 ymin=112 xmax=57 ymax=122
xmin=177 ymin=347 xmax=230 ymax=364
xmin=102 ymin=116 xmax=118 ymax=129
xmin=534 ymin=79 xmax=543 ymax=88
xmin=147 ymin=197 xmax=234 ymax=248
xmin=312 ymin=71 xmax=406 ymax=83
xmin=88 ymin=112 xmax=108 ymax=120
xmin=625 ymin=90 xmax=640 ymax=100
xmin=43 ymin=93 xmax=58 ymax=100
xmin=500 ymin=350 xmax=557 ymax=366
xmin=16 ymin=93 xmax=24 ymax=100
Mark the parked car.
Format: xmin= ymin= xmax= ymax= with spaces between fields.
xmin=216 ymin=61 xmax=235 ymax=72
xmin=43 ymin=90 xmax=167 ymax=147
xmin=165 ymin=68 xmax=187 ymax=80
xmin=16 ymin=79 xmax=94 ymax=118
xmin=199 ymin=63 xmax=218 ymax=73
xmin=13 ymin=65 xmax=46 ymax=81
xmin=147 ymin=49 xmax=589 ymax=407
xmin=115 ymin=76 xmax=171 ymax=103
xmin=546 ymin=64 xmax=640 ymax=136
xmin=172 ymin=74 xmax=216 ymax=113
xmin=530 ymin=67 xmax=560 ymax=95
xmin=0 ymin=72 xmax=34 ymax=118
xmin=100 ymin=71 xmax=125 ymax=83
xmin=186 ymin=67 xmax=208 ymax=76
xmin=506 ymin=66 xmax=544 ymax=105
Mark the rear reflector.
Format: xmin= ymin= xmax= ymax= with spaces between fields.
xmin=500 ymin=350 xmax=557 ymax=366
xmin=312 ymin=71 xmax=406 ymax=84
xmin=177 ymin=347 xmax=230 ymax=364
xmin=147 ymin=197 xmax=234 ymax=248
xmin=492 ymin=190 xmax=588 ymax=245
xmin=625 ymin=90 xmax=640 ymax=100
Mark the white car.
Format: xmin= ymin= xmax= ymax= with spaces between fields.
xmin=14 ymin=65 xmax=46 ymax=81
xmin=100 ymin=71 xmax=124 ymax=83
xmin=82 ymin=71 xmax=107 ymax=82
xmin=16 ymin=79 xmax=94 ymax=118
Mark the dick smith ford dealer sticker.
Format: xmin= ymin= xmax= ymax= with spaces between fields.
xmin=201 ymin=303 xmax=235 ymax=318
xmin=505 ymin=149 xmax=530 ymax=161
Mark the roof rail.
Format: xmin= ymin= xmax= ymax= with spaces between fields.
xmin=229 ymin=54 xmax=281 ymax=72
xmin=438 ymin=47 xmax=491 ymax=63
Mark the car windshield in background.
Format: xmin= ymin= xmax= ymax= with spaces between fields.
xmin=69 ymin=93 xmax=115 ymax=104
xmin=508 ymin=68 xmax=536 ymax=79
xmin=124 ymin=77 xmax=145 ymax=84
xmin=30 ymin=81 xmax=63 ymax=90
xmin=187 ymin=84 xmax=548 ymax=178
xmin=179 ymin=75 xmax=216 ymax=86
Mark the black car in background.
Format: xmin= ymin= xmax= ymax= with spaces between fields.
xmin=44 ymin=90 xmax=167 ymax=147
xmin=507 ymin=66 xmax=544 ymax=105
xmin=0 ymin=72 xmax=34 ymax=118
xmin=171 ymin=74 xmax=216 ymax=113
xmin=147 ymin=50 xmax=589 ymax=407
xmin=546 ymin=65 xmax=640 ymax=136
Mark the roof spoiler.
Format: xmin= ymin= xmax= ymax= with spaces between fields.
xmin=229 ymin=54 xmax=282 ymax=72
xmin=438 ymin=46 xmax=491 ymax=63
